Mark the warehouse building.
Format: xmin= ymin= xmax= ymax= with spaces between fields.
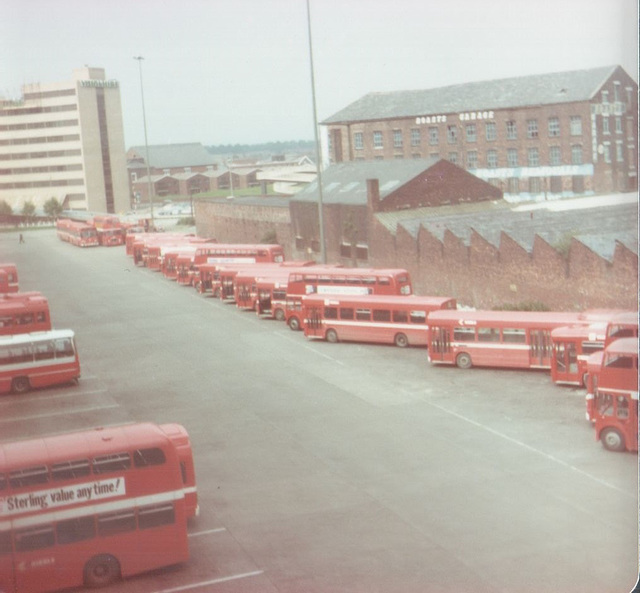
xmin=322 ymin=65 xmax=638 ymax=198
xmin=0 ymin=67 xmax=130 ymax=213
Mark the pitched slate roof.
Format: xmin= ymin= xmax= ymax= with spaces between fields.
xmin=291 ymin=159 xmax=440 ymax=206
xmin=128 ymin=143 xmax=215 ymax=168
xmin=323 ymin=65 xmax=618 ymax=124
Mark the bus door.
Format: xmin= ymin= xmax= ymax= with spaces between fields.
xmin=529 ymin=329 xmax=552 ymax=368
xmin=553 ymin=340 xmax=578 ymax=383
xmin=305 ymin=306 xmax=323 ymax=337
xmin=0 ymin=531 xmax=15 ymax=593
xmin=429 ymin=326 xmax=451 ymax=361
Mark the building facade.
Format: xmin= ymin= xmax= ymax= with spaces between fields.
xmin=0 ymin=67 xmax=130 ymax=213
xmin=322 ymin=66 xmax=638 ymax=198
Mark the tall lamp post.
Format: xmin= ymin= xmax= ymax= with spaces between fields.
xmin=305 ymin=0 xmax=326 ymax=263
xmin=133 ymin=56 xmax=155 ymax=230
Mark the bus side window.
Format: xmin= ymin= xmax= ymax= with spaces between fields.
xmin=478 ymin=327 xmax=500 ymax=342
xmin=373 ymin=309 xmax=391 ymax=322
xmin=409 ymin=311 xmax=426 ymax=324
xmin=0 ymin=531 xmax=12 ymax=556
xmin=134 ymin=447 xmax=166 ymax=467
xmin=52 ymin=459 xmax=91 ymax=480
xmin=18 ymin=313 xmax=34 ymax=325
xmin=14 ymin=526 xmax=55 ymax=551
xmin=503 ymin=328 xmax=526 ymax=343
xmin=0 ymin=316 xmax=12 ymax=328
xmin=356 ymin=308 xmax=371 ymax=321
xmin=54 ymin=338 xmax=74 ymax=358
xmin=393 ymin=310 xmax=408 ymax=323
xmin=605 ymin=355 xmax=633 ymax=369
xmin=454 ymin=327 xmax=475 ymax=341
xmin=9 ymin=466 xmax=49 ymax=488
xmin=57 ymin=516 xmax=96 ymax=544
xmin=340 ymin=308 xmax=354 ymax=320
xmin=1 ymin=345 xmax=33 ymax=364
xmin=93 ymin=452 xmax=131 ymax=474
xmin=324 ymin=307 xmax=338 ymax=320
xmin=97 ymin=510 xmax=136 ymax=536
xmin=0 ymin=473 xmax=6 ymax=490
xmin=138 ymin=503 xmax=175 ymax=529
xmin=34 ymin=340 xmax=55 ymax=361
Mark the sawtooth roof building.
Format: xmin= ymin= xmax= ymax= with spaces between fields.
xmin=322 ymin=65 xmax=638 ymax=198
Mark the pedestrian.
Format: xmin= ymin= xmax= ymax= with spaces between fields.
xmin=19 ymin=233 xmax=24 ymax=244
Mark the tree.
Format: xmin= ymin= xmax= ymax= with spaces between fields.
xmin=0 ymin=200 xmax=12 ymax=216
xmin=43 ymin=197 xmax=64 ymax=219
xmin=21 ymin=201 xmax=36 ymax=224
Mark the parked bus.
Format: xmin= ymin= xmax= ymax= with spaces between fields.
xmin=0 ymin=293 xmax=51 ymax=335
xmin=0 ymin=264 xmax=19 ymax=293
xmin=0 ymin=330 xmax=80 ymax=394
xmin=56 ymin=219 xmax=99 ymax=247
xmin=285 ymin=268 xmax=412 ymax=330
xmin=0 ymin=422 xmax=198 ymax=593
xmin=604 ymin=311 xmax=638 ymax=346
xmin=302 ymin=294 xmax=457 ymax=347
xmin=162 ymin=246 xmax=201 ymax=280
xmin=426 ymin=310 xmax=596 ymax=370
xmin=96 ymin=227 xmax=125 ymax=247
xmin=192 ymin=243 xmax=285 ymax=267
xmin=584 ymin=337 xmax=638 ymax=451
xmin=550 ymin=323 xmax=608 ymax=386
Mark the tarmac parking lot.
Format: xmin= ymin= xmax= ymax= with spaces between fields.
xmin=1 ymin=228 xmax=638 ymax=593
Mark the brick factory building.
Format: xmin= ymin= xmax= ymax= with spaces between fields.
xmin=0 ymin=67 xmax=130 ymax=213
xmin=322 ymin=65 xmax=638 ymax=198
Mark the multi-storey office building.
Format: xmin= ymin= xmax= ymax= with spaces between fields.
xmin=0 ymin=67 xmax=130 ymax=213
xmin=322 ymin=66 xmax=638 ymax=198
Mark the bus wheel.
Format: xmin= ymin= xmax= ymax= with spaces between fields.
xmin=289 ymin=316 xmax=300 ymax=331
xmin=11 ymin=376 xmax=30 ymax=394
xmin=84 ymin=554 xmax=121 ymax=588
xmin=456 ymin=353 xmax=472 ymax=369
xmin=274 ymin=308 xmax=285 ymax=322
xmin=600 ymin=427 xmax=626 ymax=452
xmin=326 ymin=329 xmax=338 ymax=343
xmin=394 ymin=333 xmax=408 ymax=348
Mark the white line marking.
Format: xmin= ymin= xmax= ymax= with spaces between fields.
xmin=425 ymin=398 xmax=635 ymax=497
xmin=0 ymin=388 xmax=108 ymax=406
xmin=188 ymin=527 xmax=227 ymax=537
xmin=154 ymin=570 xmax=265 ymax=593
xmin=277 ymin=332 xmax=346 ymax=365
xmin=0 ymin=403 xmax=120 ymax=423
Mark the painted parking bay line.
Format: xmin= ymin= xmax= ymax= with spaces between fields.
xmin=154 ymin=570 xmax=265 ymax=593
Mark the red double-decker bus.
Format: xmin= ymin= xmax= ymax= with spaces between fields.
xmin=302 ymin=294 xmax=457 ymax=347
xmin=426 ymin=310 xmax=597 ymax=370
xmin=0 ymin=330 xmax=80 ymax=394
xmin=584 ymin=337 xmax=638 ymax=451
xmin=0 ymin=264 xmax=19 ymax=294
xmin=0 ymin=293 xmax=51 ymax=335
xmin=0 ymin=422 xmax=198 ymax=593
xmin=284 ymin=268 xmax=412 ymax=331
xmin=56 ymin=219 xmax=99 ymax=247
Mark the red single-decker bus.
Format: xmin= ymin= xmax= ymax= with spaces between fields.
xmin=0 ymin=293 xmax=51 ymax=335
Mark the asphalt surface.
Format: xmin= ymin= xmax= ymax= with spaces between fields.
xmin=1 ymin=228 xmax=638 ymax=593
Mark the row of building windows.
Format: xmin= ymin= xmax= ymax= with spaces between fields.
xmin=0 ymin=163 xmax=83 ymax=176
xmin=0 ymin=149 xmax=81 ymax=161
xmin=0 ymin=119 xmax=78 ymax=132
xmin=0 ymin=179 xmax=84 ymax=189
xmin=22 ymin=88 xmax=77 ymax=101
xmin=0 ymin=134 xmax=80 ymax=146
xmin=0 ymin=104 xmax=77 ymax=118
xmin=355 ymin=114 xmax=628 ymax=151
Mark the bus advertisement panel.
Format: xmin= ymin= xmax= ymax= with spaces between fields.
xmin=427 ymin=310 xmax=592 ymax=370
xmin=302 ymin=294 xmax=457 ymax=347
xmin=584 ymin=337 xmax=639 ymax=451
xmin=285 ymin=268 xmax=412 ymax=331
xmin=0 ymin=293 xmax=51 ymax=335
xmin=0 ymin=422 xmax=198 ymax=593
xmin=193 ymin=244 xmax=285 ymax=267
xmin=0 ymin=330 xmax=80 ymax=394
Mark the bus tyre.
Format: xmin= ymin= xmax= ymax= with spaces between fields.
xmin=326 ymin=329 xmax=338 ymax=343
xmin=394 ymin=333 xmax=409 ymax=348
xmin=274 ymin=308 xmax=285 ymax=322
xmin=11 ymin=376 xmax=30 ymax=394
xmin=289 ymin=316 xmax=300 ymax=331
xmin=456 ymin=353 xmax=472 ymax=369
xmin=84 ymin=554 xmax=121 ymax=588
xmin=600 ymin=427 xmax=625 ymax=452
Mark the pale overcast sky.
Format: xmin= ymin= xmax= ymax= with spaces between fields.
xmin=1 ymin=0 xmax=637 ymax=147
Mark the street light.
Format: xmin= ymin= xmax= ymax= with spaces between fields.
xmin=133 ymin=56 xmax=155 ymax=229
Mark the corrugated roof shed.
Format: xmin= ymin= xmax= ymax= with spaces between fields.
xmin=323 ymin=65 xmax=617 ymax=124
